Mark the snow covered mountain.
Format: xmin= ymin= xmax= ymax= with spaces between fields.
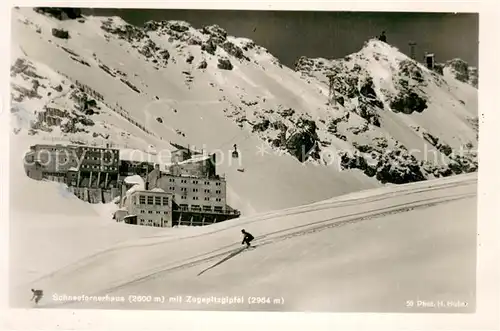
xmin=294 ymin=40 xmax=478 ymax=178
xmin=10 ymin=7 xmax=478 ymax=215
xmin=439 ymin=58 xmax=478 ymax=88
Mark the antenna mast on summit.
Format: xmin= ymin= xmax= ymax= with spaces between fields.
xmin=327 ymin=74 xmax=336 ymax=105
xmin=409 ymin=41 xmax=417 ymax=60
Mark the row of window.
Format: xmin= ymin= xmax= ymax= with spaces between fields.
xmin=140 ymin=210 xmax=169 ymax=215
xmin=80 ymin=164 xmax=118 ymax=171
xmin=179 ymin=196 xmax=223 ymax=202
xmin=84 ymin=156 xmax=116 ymax=162
xmin=35 ymin=147 xmax=72 ymax=152
xmin=80 ymin=147 xmax=118 ymax=153
xmin=168 ymin=178 xmax=222 ymax=186
xmin=178 ymin=205 xmax=223 ymax=210
xmin=168 ymin=187 xmax=222 ymax=194
xmin=138 ymin=195 xmax=169 ymax=206
xmin=139 ymin=219 xmax=164 ymax=227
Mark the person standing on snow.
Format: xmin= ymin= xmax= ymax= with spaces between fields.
xmin=378 ymin=31 xmax=387 ymax=42
xmin=241 ymin=229 xmax=254 ymax=248
xmin=31 ymin=289 xmax=43 ymax=304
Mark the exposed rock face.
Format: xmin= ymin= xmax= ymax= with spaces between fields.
xmin=433 ymin=63 xmax=444 ymax=75
xmin=201 ymin=24 xmax=227 ymax=44
xmin=375 ymin=151 xmax=426 ymax=184
xmin=339 ymin=151 xmax=377 ymax=178
xmin=294 ymin=56 xmax=332 ymax=76
xmin=138 ymin=41 xmax=154 ymax=58
xmin=143 ymin=20 xmax=160 ymax=32
xmin=240 ymin=40 xmax=256 ymax=51
xmin=167 ymin=21 xmax=190 ymax=33
xmin=422 ymin=131 xmax=439 ymax=146
xmin=159 ymin=49 xmax=170 ymax=61
xmin=101 ymin=18 xmax=146 ymax=42
xmin=285 ymin=117 xmax=321 ymax=162
xmin=201 ymin=38 xmax=217 ymax=55
xmin=34 ymin=7 xmax=82 ymax=20
xmin=197 ymin=60 xmax=208 ymax=69
xmin=120 ymin=78 xmax=141 ymax=93
xmin=390 ymin=91 xmax=427 ymax=114
xmin=446 ymin=58 xmax=469 ymax=83
xmin=468 ymin=67 xmax=478 ymax=88
xmin=449 ymin=153 xmax=478 ymax=174
xmin=217 ymin=57 xmax=233 ymax=70
xmin=398 ymin=59 xmax=424 ymax=83
xmin=278 ymin=107 xmax=295 ymax=118
xmin=441 ymin=58 xmax=478 ymax=88
xmin=187 ymin=36 xmax=202 ymax=46
xmin=222 ymin=41 xmax=248 ymax=60
xmin=51 ymin=28 xmax=70 ymax=39
xmin=252 ymin=119 xmax=270 ymax=133
xmin=359 ymin=77 xmax=377 ymax=99
xmin=339 ymin=147 xmax=427 ymax=184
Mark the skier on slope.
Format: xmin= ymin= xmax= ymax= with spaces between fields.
xmin=241 ymin=229 xmax=254 ymax=248
xmin=31 ymin=289 xmax=43 ymax=304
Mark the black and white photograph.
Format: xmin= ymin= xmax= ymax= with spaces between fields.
xmin=3 ymin=1 xmax=498 ymax=328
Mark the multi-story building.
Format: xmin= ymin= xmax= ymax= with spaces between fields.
xmin=154 ymin=173 xmax=227 ymax=212
xmin=67 ymin=145 xmax=120 ymax=189
xmin=119 ymin=188 xmax=173 ymax=227
xmin=25 ymin=143 xmax=120 ymax=188
xmin=119 ymin=160 xmax=155 ymax=180
xmin=146 ymin=150 xmax=240 ymax=226
xmin=24 ymin=144 xmax=79 ymax=182
xmin=24 ymin=143 xmax=121 ymax=203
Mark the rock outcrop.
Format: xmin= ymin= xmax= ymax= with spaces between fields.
xmin=34 ymin=7 xmax=82 ymax=20
xmin=217 ymin=57 xmax=233 ymax=70
xmin=51 ymin=28 xmax=70 ymax=39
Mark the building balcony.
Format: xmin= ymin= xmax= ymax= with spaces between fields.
xmin=174 ymin=205 xmax=240 ymax=216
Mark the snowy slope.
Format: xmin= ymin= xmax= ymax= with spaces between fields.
xmin=11 ymin=171 xmax=477 ymax=312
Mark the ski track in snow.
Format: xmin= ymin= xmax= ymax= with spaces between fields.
xmin=95 ymin=192 xmax=475 ymax=297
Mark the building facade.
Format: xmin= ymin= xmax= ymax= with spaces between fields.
xmin=146 ymin=150 xmax=240 ymax=226
xmin=24 ymin=144 xmax=79 ymax=176
xmin=24 ymin=143 xmax=122 ymax=203
xmin=119 ymin=160 xmax=155 ymax=179
xmin=122 ymin=189 xmax=173 ymax=227
xmin=154 ymin=173 xmax=227 ymax=214
xmin=68 ymin=145 xmax=120 ymax=189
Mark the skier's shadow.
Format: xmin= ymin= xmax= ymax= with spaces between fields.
xmin=197 ymin=247 xmax=247 ymax=276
